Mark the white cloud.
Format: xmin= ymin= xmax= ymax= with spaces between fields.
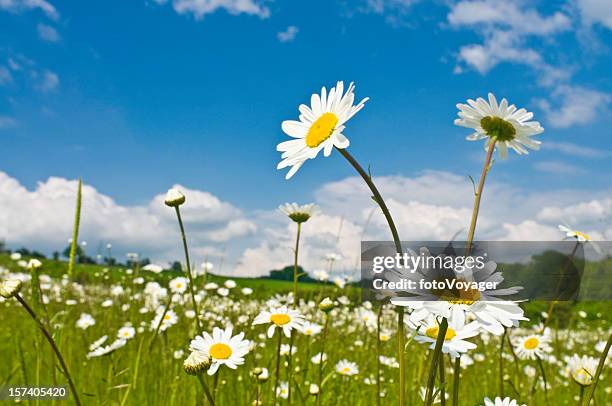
xmin=534 ymin=160 xmax=587 ymax=175
xmin=155 ymin=0 xmax=270 ymax=20
xmin=0 ymin=66 xmax=12 ymax=85
xmin=543 ymin=141 xmax=609 ymax=158
xmin=0 ymin=116 xmax=17 ymax=128
xmin=537 ymin=198 xmax=612 ymax=224
xmin=500 ymin=220 xmax=560 ymax=241
xmin=0 ymin=172 xmax=256 ymax=265
xmin=576 ymin=0 xmax=612 ymax=29
xmin=535 ymin=85 xmax=611 ymax=128
xmin=36 ymin=69 xmax=59 ymax=92
xmin=0 ymin=0 xmax=59 ymax=20
xmin=37 ymin=23 xmax=60 ymax=42
xmin=277 ymin=25 xmax=298 ymax=42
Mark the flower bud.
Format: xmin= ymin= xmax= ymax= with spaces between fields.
xmin=319 ymin=297 xmax=334 ymax=313
xmin=183 ymin=351 xmax=211 ymax=375
xmin=309 ymin=383 xmax=319 ymax=395
xmin=27 ymin=259 xmax=43 ymax=269
xmin=165 ymin=188 xmax=186 ymax=207
xmin=0 ymin=279 xmax=22 ymax=299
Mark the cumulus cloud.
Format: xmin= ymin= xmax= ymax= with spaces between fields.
xmin=37 ymin=23 xmax=60 ymax=42
xmin=535 ymin=85 xmax=611 ymax=128
xmin=277 ymin=25 xmax=298 ymax=42
xmin=154 ymin=0 xmax=270 ymax=20
xmin=0 ymin=0 xmax=59 ymax=20
xmin=0 ymin=171 xmax=256 ymax=265
xmin=576 ymin=0 xmax=612 ymax=29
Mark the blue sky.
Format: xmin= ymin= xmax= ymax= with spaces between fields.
xmin=1 ymin=0 xmax=611 ymax=274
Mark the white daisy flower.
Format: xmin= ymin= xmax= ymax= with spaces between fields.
xmin=483 ymin=397 xmax=526 ymax=406
xmin=190 ymin=326 xmax=250 ymax=375
xmin=311 ymin=352 xmax=327 ymax=364
xmin=455 ymin=92 xmax=543 ymax=158
xmin=277 ymin=381 xmax=289 ymax=399
xmin=277 ymin=81 xmax=369 ymax=179
xmin=278 ymin=202 xmax=319 ymax=223
xmin=224 ymin=279 xmax=237 ymax=289
xmin=169 ymin=277 xmax=189 ymax=294
xmin=413 ymin=314 xmax=480 ymax=359
xmin=299 ymin=321 xmax=322 ymax=336
xmin=89 ymin=335 xmax=108 ymax=352
xmin=117 ymin=326 xmax=136 ymax=340
xmin=565 ymin=354 xmax=598 ymax=386
xmin=76 ymin=313 xmax=96 ymax=330
xmin=0 ymin=279 xmax=22 ymax=299
xmin=514 ymin=333 xmax=552 ymax=360
xmin=335 ymin=359 xmax=359 ymax=376
xmin=312 ymin=269 xmax=329 ymax=281
xmin=87 ymin=339 xmax=127 ymax=358
xmin=252 ymin=306 xmax=305 ymax=338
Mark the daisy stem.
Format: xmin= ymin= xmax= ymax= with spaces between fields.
xmin=506 ymin=334 xmax=521 ymax=392
xmin=67 ymin=177 xmax=82 ymax=280
xmin=582 ymin=332 xmax=612 ymax=406
xmin=438 ymin=354 xmax=446 ymax=406
xmin=398 ymin=307 xmax=406 ymax=405
xmin=197 ymin=374 xmax=216 ymax=406
xmin=499 ymin=328 xmax=506 ymax=397
xmin=317 ymin=315 xmax=329 ymax=406
xmin=14 ymin=294 xmax=82 ymax=406
xmin=424 ymin=318 xmax=448 ymax=406
xmin=466 ymin=141 xmax=496 ymax=251
xmin=452 ymin=356 xmax=460 ymax=406
xmin=578 ymin=385 xmax=585 ymax=405
xmin=149 ymin=299 xmax=172 ymax=351
xmin=543 ymin=241 xmax=579 ymax=330
xmin=293 ymin=222 xmax=302 ymax=308
xmin=173 ymin=206 xmax=204 ymax=334
xmin=376 ymin=305 xmax=383 ymax=406
xmin=535 ymin=355 xmax=549 ymax=405
xmin=273 ymin=331 xmax=282 ymax=405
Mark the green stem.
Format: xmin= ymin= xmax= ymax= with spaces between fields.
xmin=174 ymin=206 xmax=203 ymax=334
xmin=293 ymin=222 xmax=302 ymax=309
xmin=582 ymin=333 xmax=612 ymax=405
xmin=68 ymin=178 xmax=82 ymax=279
xmin=376 ymin=305 xmax=383 ymax=406
xmin=535 ymin=355 xmax=549 ymax=406
xmin=452 ymin=356 xmax=460 ymax=406
xmin=424 ymin=318 xmax=448 ymax=406
xmin=273 ymin=331 xmax=282 ymax=405
xmin=15 ymin=294 xmax=82 ymax=406
xmin=398 ymin=307 xmax=405 ymax=405
xmin=499 ymin=328 xmax=506 ymax=397
xmin=466 ymin=141 xmax=496 ymax=251
xmin=317 ymin=315 xmax=329 ymax=406
xmin=439 ymin=354 xmax=446 ymax=406
xmin=197 ymin=374 xmax=216 ymax=406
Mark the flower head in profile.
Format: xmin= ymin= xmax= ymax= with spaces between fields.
xmin=189 ymin=326 xmax=250 ymax=375
xmin=183 ymin=350 xmax=212 ymax=375
xmin=455 ymin=93 xmax=543 ymax=158
xmin=558 ymin=224 xmax=592 ymax=242
xmin=514 ymin=333 xmax=552 ymax=360
xmin=335 ymin=359 xmax=359 ymax=376
xmin=565 ymin=354 xmax=598 ymax=386
xmin=278 ymin=202 xmax=319 ymax=223
xmin=0 ymin=279 xmax=22 ymax=299
xmin=27 ymin=259 xmax=43 ymax=270
xmin=483 ymin=397 xmax=526 ymax=406
xmin=277 ymin=81 xmax=369 ymax=179
xmin=164 ymin=188 xmax=185 ymax=207
xmin=252 ymin=306 xmax=304 ymax=338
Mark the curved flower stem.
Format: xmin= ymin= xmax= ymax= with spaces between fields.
xmin=376 ymin=305 xmax=383 ymax=406
xmin=15 ymin=294 xmax=82 ymax=406
xmin=424 ymin=318 xmax=448 ymax=406
xmin=439 ymin=354 xmax=446 ymax=406
xmin=582 ymin=332 xmax=612 ymax=406
xmin=293 ymin=222 xmax=302 ymax=308
xmin=336 ymin=147 xmax=406 ymax=406
xmin=535 ymin=355 xmax=549 ymax=405
xmin=174 ymin=206 xmax=203 ymax=334
xmin=452 ymin=357 xmax=460 ymax=406
xmin=149 ymin=299 xmax=172 ymax=351
xmin=273 ymin=332 xmax=282 ymax=406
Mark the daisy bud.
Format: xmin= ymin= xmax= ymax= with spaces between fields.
xmin=309 ymin=383 xmax=319 ymax=395
xmin=27 ymin=259 xmax=43 ymax=269
xmin=251 ymin=367 xmax=263 ymax=378
xmin=0 ymin=279 xmax=22 ymax=299
xmin=183 ymin=351 xmax=211 ymax=375
xmin=164 ymin=188 xmax=186 ymax=207
xmin=319 ymin=297 xmax=334 ymax=313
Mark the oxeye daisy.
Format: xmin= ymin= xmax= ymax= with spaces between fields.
xmin=413 ymin=314 xmax=480 ymax=359
xmin=252 ymin=306 xmax=304 ymax=338
xmin=117 ymin=326 xmax=136 ymax=340
xmin=299 ymin=321 xmax=322 ymax=336
xmin=189 ymin=326 xmax=250 ymax=375
xmin=169 ymin=276 xmax=189 ymax=294
xmin=455 ymin=92 xmax=543 ymax=158
xmin=514 ymin=333 xmax=552 ymax=360
xmin=565 ymin=354 xmax=598 ymax=386
xmin=0 ymin=279 xmax=22 ymax=298
xmin=482 ymin=397 xmax=526 ymax=406
xmin=278 ymin=202 xmax=319 ymax=223
xmin=277 ymin=81 xmax=369 ymax=179
xmin=335 ymin=359 xmax=359 ymax=376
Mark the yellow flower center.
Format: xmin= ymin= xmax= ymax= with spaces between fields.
xmin=523 ymin=337 xmax=539 ymax=350
xmin=575 ymin=231 xmax=591 ymax=241
xmin=425 ymin=326 xmax=457 ymax=341
xmin=341 ymin=367 xmax=351 ymax=374
xmin=176 ymin=283 xmax=182 ymax=288
xmin=572 ymin=368 xmax=592 ymax=385
xmin=163 ymin=314 xmax=171 ymax=321
xmin=305 ymin=113 xmax=338 ymax=148
xmin=270 ymin=313 xmax=291 ymax=326
xmin=209 ymin=343 xmax=232 ymax=360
